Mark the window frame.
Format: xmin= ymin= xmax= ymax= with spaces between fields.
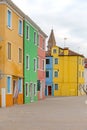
xmin=26 ymin=55 xmax=29 ymax=70
xmin=34 ymin=58 xmax=37 ymax=72
xmin=54 ymin=58 xmax=58 ymax=64
xmin=34 ymin=31 xmax=37 ymax=45
xmin=34 ymin=83 xmax=37 ymax=96
xmin=7 ymin=76 xmax=12 ymax=94
xmin=7 ymin=9 xmax=12 ymax=29
xmin=8 ymin=42 xmax=11 ymax=60
xmin=54 ymin=84 xmax=58 ymax=90
xmin=46 ymin=59 xmax=50 ymax=64
xmin=46 ymin=70 xmax=50 ymax=78
xmin=26 ymin=24 xmax=30 ymax=40
xmin=18 ymin=78 xmax=23 ymax=93
xmin=54 ymin=70 xmax=58 ymax=77
xmin=18 ymin=19 xmax=23 ymax=36
xmin=18 ymin=48 xmax=22 ymax=63
xmin=25 ymin=82 xmax=29 ymax=97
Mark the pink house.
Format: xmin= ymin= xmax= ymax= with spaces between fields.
xmin=38 ymin=32 xmax=47 ymax=100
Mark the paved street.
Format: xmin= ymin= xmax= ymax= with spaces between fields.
xmin=0 ymin=96 xmax=87 ymax=130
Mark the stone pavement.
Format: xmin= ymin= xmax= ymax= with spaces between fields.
xmin=0 ymin=96 xmax=87 ymax=130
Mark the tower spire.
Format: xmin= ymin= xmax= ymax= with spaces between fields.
xmin=47 ymin=29 xmax=56 ymax=51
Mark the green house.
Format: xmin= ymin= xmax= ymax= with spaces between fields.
xmin=24 ymin=16 xmax=38 ymax=103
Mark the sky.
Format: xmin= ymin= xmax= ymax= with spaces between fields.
xmin=12 ymin=0 xmax=87 ymax=57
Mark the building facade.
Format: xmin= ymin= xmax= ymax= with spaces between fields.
xmin=37 ymin=32 xmax=47 ymax=100
xmin=24 ymin=17 xmax=38 ymax=103
xmin=45 ymin=56 xmax=53 ymax=96
xmin=0 ymin=0 xmax=24 ymax=107
xmin=46 ymin=29 xmax=85 ymax=97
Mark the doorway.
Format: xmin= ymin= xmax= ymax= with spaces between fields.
xmin=13 ymin=80 xmax=18 ymax=104
xmin=48 ymin=86 xmax=52 ymax=96
xmin=30 ymin=83 xmax=33 ymax=102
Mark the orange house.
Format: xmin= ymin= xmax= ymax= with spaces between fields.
xmin=0 ymin=0 xmax=24 ymax=107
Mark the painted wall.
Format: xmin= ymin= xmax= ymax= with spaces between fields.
xmin=51 ymin=46 xmax=85 ymax=96
xmin=45 ymin=56 xmax=53 ymax=96
xmin=38 ymin=34 xmax=46 ymax=100
xmin=24 ymin=20 xmax=38 ymax=104
xmin=0 ymin=4 xmax=23 ymax=107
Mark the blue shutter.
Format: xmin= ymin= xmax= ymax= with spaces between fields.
xmin=8 ymin=10 xmax=11 ymax=27
xmin=7 ymin=77 xmax=11 ymax=93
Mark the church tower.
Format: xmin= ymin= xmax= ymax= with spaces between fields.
xmin=47 ymin=29 xmax=56 ymax=51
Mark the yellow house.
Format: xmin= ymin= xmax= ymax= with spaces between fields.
xmin=51 ymin=47 xmax=85 ymax=96
xmin=47 ymin=29 xmax=85 ymax=97
xmin=0 ymin=0 xmax=24 ymax=107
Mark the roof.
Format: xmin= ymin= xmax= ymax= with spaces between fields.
xmin=46 ymin=51 xmax=51 ymax=57
xmin=59 ymin=48 xmax=84 ymax=57
xmin=47 ymin=29 xmax=56 ymax=50
xmin=0 ymin=0 xmax=25 ymax=17
xmin=0 ymin=0 xmax=47 ymax=38
xmin=25 ymin=15 xmax=47 ymax=38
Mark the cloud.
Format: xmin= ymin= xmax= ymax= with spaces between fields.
xmin=12 ymin=0 xmax=87 ymax=56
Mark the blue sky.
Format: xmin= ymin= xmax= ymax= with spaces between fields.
xmin=12 ymin=0 xmax=87 ymax=57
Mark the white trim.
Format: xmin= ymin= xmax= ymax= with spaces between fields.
xmin=26 ymin=24 xmax=30 ymax=40
xmin=7 ymin=8 xmax=12 ymax=30
xmin=18 ymin=18 xmax=23 ymax=37
xmin=26 ymin=54 xmax=30 ymax=70
xmin=34 ymin=58 xmax=37 ymax=72
xmin=25 ymin=82 xmax=29 ymax=97
xmin=0 ymin=2 xmax=24 ymax=19
xmin=34 ymin=83 xmax=37 ymax=96
xmin=34 ymin=31 xmax=37 ymax=45
xmin=25 ymin=19 xmax=38 ymax=32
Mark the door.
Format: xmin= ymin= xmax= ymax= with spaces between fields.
xmin=30 ymin=83 xmax=33 ymax=102
xmin=1 ymin=88 xmax=6 ymax=107
xmin=40 ymin=82 xmax=42 ymax=99
xmin=13 ymin=80 xmax=18 ymax=104
xmin=48 ymin=86 xmax=52 ymax=96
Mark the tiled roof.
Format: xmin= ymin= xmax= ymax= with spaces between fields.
xmin=46 ymin=51 xmax=51 ymax=57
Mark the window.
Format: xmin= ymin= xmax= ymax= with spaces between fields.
xmin=25 ymin=83 xmax=28 ymax=97
xmin=53 ymin=49 xmax=57 ymax=54
xmin=54 ymin=58 xmax=58 ymax=64
xmin=37 ymin=57 xmax=40 ymax=69
xmin=43 ymin=59 xmax=45 ymax=70
xmin=34 ymin=58 xmax=37 ymax=71
xmin=7 ymin=9 xmax=12 ymax=28
xmin=26 ymin=55 xmax=29 ymax=70
xmin=18 ymin=19 xmax=23 ymax=35
xmin=26 ymin=25 xmax=29 ymax=39
xmin=42 ymin=39 xmax=45 ymax=50
xmin=8 ymin=42 xmax=11 ymax=60
xmin=82 ymin=72 xmax=84 ymax=77
xmin=7 ymin=77 xmax=11 ymax=93
xmin=54 ymin=71 xmax=58 ymax=77
xmin=18 ymin=78 xmax=22 ymax=93
xmin=46 ymin=59 xmax=50 ymax=64
xmin=34 ymin=84 xmax=37 ymax=96
xmin=54 ymin=84 xmax=58 ymax=90
xmin=19 ymin=48 xmax=22 ymax=63
xmin=46 ymin=71 xmax=49 ymax=78
xmin=34 ymin=32 xmax=37 ymax=44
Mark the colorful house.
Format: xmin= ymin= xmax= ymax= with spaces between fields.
xmin=45 ymin=54 xmax=53 ymax=96
xmin=24 ymin=16 xmax=47 ymax=103
xmin=46 ymin=29 xmax=85 ymax=96
xmin=0 ymin=0 xmax=24 ymax=107
xmin=37 ymin=31 xmax=47 ymax=100
xmin=24 ymin=17 xmax=38 ymax=103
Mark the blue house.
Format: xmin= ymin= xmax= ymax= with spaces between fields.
xmin=45 ymin=56 xmax=53 ymax=96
